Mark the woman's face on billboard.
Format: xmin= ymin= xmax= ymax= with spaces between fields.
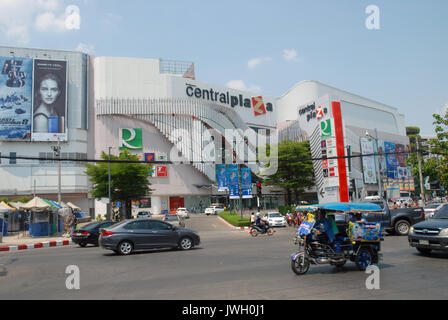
xmin=39 ymin=79 xmax=60 ymax=105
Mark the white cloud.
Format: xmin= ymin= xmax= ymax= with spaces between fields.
xmin=248 ymin=56 xmax=271 ymax=69
xmin=35 ymin=11 xmax=66 ymax=32
xmin=0 ymin=0 xmax=70 ymax=44
xmin=75 ymin=43 xmax=95 ymax=54
xmin=283 ymin=49 xmax=300 ymax=62
xmin=226 ymin=80 xmax=261 ymax=93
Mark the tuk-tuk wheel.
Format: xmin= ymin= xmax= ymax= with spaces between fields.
xmin=355 ymin=247 xmax=374 ymax=271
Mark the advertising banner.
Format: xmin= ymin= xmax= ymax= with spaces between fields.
xmin=32 ymin=59 xmax=67 ymax=142
xmin=228 ymin=164 xmax=240 ymax=199
xmin=395 ymin=144 xmax=407 ymax=168
xmin=241 ymin=167 xmax=253 ymax=199
xmin=360 ymin=137 xmax=377 ymax=184
xmin=385 ymin=142 xmax=398 ymax=179
xmin=0 ymin=56 xmax=33 ymax=140
xmin=377 ymin=140 xmax=387 ymax=177
xmin=217 ymin=164 xmax=229 ymax=191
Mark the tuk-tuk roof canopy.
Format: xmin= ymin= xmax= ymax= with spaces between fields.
xmin=296 ymin=202 xmax=383 ymax=213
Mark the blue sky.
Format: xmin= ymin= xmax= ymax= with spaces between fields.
xmin=1 ymin=0 xmax=447 ymax=135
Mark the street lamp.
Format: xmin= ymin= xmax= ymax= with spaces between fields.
xmin=108 ymin=147 xmax=116 ymax=220
xmin=365 ymin=129 xmax=384 ymax=200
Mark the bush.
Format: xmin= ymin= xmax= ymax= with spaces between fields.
xmin=219 ymin=211 xmax=251 ymax=227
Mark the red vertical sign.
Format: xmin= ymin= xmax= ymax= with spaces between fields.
xmin=332 ymin=101 xmax=349 ymax=202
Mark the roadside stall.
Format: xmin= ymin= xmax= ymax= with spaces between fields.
xmin=0 ymin=203 xmax=11 ymax=239
xmin=20 ymin=197 xmax=54 ymax=238
xmin=1 ymin=201 xmax=18 ymax=232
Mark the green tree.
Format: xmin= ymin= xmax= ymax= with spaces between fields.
xmin=406 ymin=126 xmax=437 ymax=196
xmin=428 ymin=110 xmax=448 ymax=190
xmin=261 ymin=140 xmax=314 ymax=205
xmin=85 ymin=149 xmax=153 ymax=219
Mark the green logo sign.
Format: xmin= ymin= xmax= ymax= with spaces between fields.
xmin=321 ymin=119 xmax=332 ymax=139
xmin=119 ymin=128 xmax=143 ymax=150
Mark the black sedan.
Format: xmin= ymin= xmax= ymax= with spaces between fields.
xmin=71 ymin=221 xmax=116 ymax=247
xmin=408 ymin=204 xmax=448 ymax=254
xmin=99 ymin=219 xmax=200 ymax=255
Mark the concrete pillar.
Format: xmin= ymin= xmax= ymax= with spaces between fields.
xmin=151 ymin=196 xmax=162 ymax=215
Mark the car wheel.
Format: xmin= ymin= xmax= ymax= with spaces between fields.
xmin=78 ymin=241 xmax=87 ymax=247
xmin=179 ymin=237 xmax=193 ymax=250
xmin=417 ymin=248 xmax=432 ymax=255
xmin=117 ymin=241 xmax=134 ymax=255
xmin=394 ymin=220 xmax=410 ymax=236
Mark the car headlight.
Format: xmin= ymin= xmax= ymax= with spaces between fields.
xmin=439 ymin=228 xmax=448 ymax=236
xmin=409 ymin=227 xmax=414 ymax=234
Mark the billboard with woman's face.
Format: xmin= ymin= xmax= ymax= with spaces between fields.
xmin=31 ymin=59 xmax=67 ymax=141
xmin=0 ymin=56 xmax=33 ymax=141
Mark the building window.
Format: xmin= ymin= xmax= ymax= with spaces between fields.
xmin=10 ymin=152 xmax=16 ymax=164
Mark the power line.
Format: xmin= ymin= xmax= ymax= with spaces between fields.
xmin=0 ymin=150 xmax=441 ymax=165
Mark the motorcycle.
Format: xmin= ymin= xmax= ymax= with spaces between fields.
xmin=287 ymin=216 xmax=293 ymax=227
xmin=290 ymin=203 xmax=383 ymax=275
xmin=249 ymin=223 xmax=274 ymax=237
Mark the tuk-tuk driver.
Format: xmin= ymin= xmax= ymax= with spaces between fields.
xmin=315 ymin=210 xmax=338 ymax=244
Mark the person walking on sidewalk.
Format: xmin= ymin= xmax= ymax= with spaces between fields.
xmin=70 ymin=214 xmax=78 ymax=235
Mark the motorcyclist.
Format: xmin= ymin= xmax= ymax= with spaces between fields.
xmin=255 ymin=213 xmax=268 ymax=233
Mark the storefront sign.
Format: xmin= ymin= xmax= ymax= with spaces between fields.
xmin=119 ymin=128 xmax=143 ymax=150
xmin=185 ymin=83 xmax=273 ymax=112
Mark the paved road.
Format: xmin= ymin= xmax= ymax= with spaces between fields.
xmin=1 ymin=214 xmax=447 ymax=300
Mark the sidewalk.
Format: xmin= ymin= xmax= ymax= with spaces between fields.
xmin=0 ymin=233 xmax=73 ymax=253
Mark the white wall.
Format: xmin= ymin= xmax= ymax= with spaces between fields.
xmin=94 ymin=57 xmax=168 ymax=99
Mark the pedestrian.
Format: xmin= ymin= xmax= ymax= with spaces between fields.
xmin=70 ymin=214 xmax=78 ymax=235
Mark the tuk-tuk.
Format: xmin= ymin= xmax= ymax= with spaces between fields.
xmin=291 ymin=202 xmax=384 ymax=275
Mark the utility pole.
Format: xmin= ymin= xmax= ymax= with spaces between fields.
xmin=108 ymin=146 xmax=114 ymax=221
xmin=416 ymin=137 xmax=426 ymax=205
xmin=51 ymin=138 xmax=62 ymax=203
xmin=57 ymin=138 xmax=61 ymax=204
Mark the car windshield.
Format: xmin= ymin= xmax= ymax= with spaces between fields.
xmin=433 ymin=206 xmax=448 ymax=219
xmin=269 ymin=213 xmax=282 ymax=218
xmin=426 ymin=204 xmax=440 ymax=209
xmin=165 ymin=215 xmax=178 ymax=221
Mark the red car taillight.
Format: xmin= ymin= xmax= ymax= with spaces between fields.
xmin=101 ymin=230 xmax=114 ymax=236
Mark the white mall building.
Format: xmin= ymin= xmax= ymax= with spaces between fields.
xmin=0 ymin=46 xmax=410 ymax=216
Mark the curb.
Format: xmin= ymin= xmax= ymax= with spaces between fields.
xmin=0 ymin=240 xmax=73 ymax=253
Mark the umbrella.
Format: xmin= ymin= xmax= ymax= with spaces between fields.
xmin=66 ymin=202 xmax=82 ymax=212
xmin=0 ymin=201 xmax=15 ymax=211
xmin=20 ymin=197 xmax=52 ymax=211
